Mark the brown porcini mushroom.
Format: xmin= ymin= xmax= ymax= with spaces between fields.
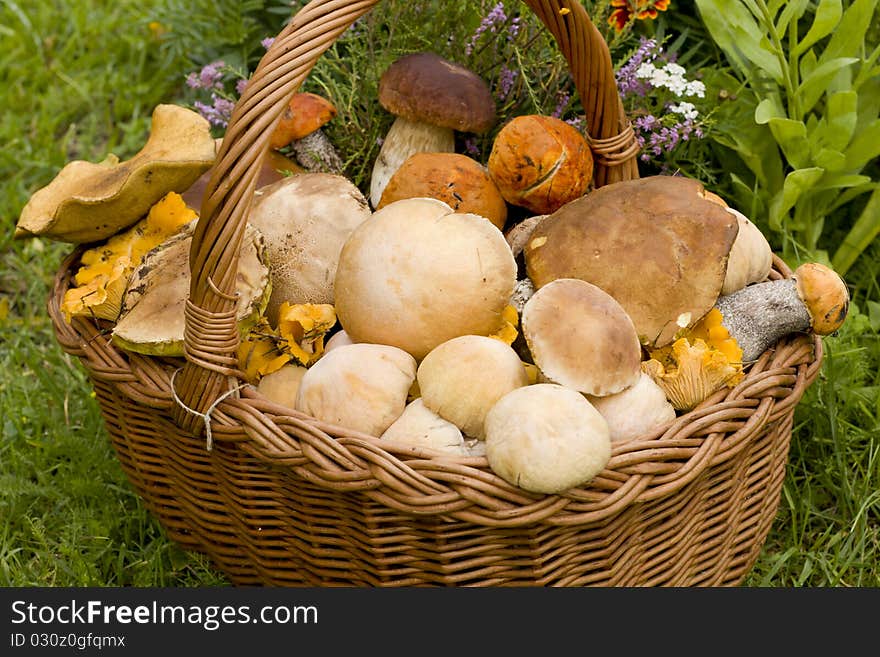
xmin=484 ymin=383 xmax=611 ymax=494
xmin=377 ymin=152 xmax=508 ymax=230
xmin=246 ymin=172 xmax=371 ymax=325
xmin=487 ymin=114 xmax=594 ymax=215
xmin=524 ymin=175 xmax=739 ymax=348
xmin=370 ymin=51 xmax=496 ymax=208
xmin=521 ymin=278 xmax=642 ymax=397
xmin=333 ymin=197 xmax=516 ymax=360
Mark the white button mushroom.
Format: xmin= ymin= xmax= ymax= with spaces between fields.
xmin=333 ymin=197 xmax=517 ymax=360
xmin=379 ymin=398 xmax=468 ymax=456
xmin=587 ymin=372 xmax=676 ymax=443
xmin=417 ymin=334 xmax=529 ymax=440
xmin=484 ymin=383 xmax=612 ymax=494
xmin=294 ymin=343 xmax=417 ymax=437
xmin=256 ymin=363 xmax=308 ymax=410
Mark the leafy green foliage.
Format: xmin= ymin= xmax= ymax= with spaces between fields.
xmin=695 ymin=0 xmax=880 ymax=273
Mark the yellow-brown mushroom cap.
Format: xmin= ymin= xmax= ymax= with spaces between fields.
xmin=524 ymin=175 xmax=739 ymax=348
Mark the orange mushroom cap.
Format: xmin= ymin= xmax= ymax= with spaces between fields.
xmin=269 ymin=92 xmax=338 ymax=150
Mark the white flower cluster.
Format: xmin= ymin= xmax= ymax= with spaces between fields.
xmin=635 ymin=61 xmax=706 ymax=98
xmin=669 ymin=102 xmax=698 ymax=120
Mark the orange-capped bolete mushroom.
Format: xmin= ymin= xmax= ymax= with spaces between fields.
xmin=521 ymin=278 xmax=643 ymax=397
xmin=377 ymin=152 xmax=508 ymax=230
xmin=487 ymin=114 xmax=594 ymax=215
xmin=524 ymin=175 xmax=740 ymax=348
xmin=333 ymin=197 xmax=516 ymax=360
xmin=642 ymin=261 xmax=850 ymax=410
xmin=269 ymin=92 xmax=338 ymax=149
xmin=370 ymin=51 xmax=496 ymax=208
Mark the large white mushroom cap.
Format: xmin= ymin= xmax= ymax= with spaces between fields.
xmin=334 ymin=197 xmax=517 ymax=360
xmin=484 ymin=383 xmax=611 ymax=494
xmin=295 ymin=343 xmax=417 ymax=437
xmin=379 ymin=398 xmax=468 ymax=455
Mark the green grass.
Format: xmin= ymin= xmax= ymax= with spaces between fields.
xmin=1 ymin=0 xmax=878 ymax=587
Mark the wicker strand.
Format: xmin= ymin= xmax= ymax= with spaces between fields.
xmin=587 ymin=123 xmax=641 ymax=167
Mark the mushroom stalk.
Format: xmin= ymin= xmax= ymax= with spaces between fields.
xmin=715 ymin=262 xmax=849 ymax=363
xmin=369 ymin=117 xmax=454 ymax=207
xmin=291 ymin=129 xmax=344 ymax=174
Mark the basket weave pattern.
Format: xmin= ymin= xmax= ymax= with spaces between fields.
xmin=47 ymin=0 xmax=823 ymax=586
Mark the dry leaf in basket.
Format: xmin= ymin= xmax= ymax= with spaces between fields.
xmin=111 ymin=222 xmax=270 ymax=356
xmin=15 ymin=104 xmax=215 ymax=243
xmin=60 ymin=191 xmax=197 ymax=323
xmin=524 ymin=175 xmax=739 ymax=349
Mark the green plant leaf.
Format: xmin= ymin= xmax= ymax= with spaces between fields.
xmin=815 ymin=174 xmax=872 ymax=191
xmin=813 ymin=148 xmax=847 ymax=172
xmin=831 ymin=186 xmax=880 ymax=276
xmin=777 ymin=0 xmax=810 ymax=35
xmin=768 ymin=117 xmax=811 ymax=168
xmin=793 ymin=0 xmax=843 ymax=57
xmin=755 ymin=97 xmax=785 ymax=124
xmin=796 ymin=57 xmax=860 ymax=115
xmin=769 ymin=167 xmax=825 ymax=230
xmin=822 ymin=0 xmax=879 ymax=62
xmin=844 ymin=119 xmax=880 ymax=170
xmin=695 ymin=0 xmax=781 ymax=82
xmin=810 ymin=91 xmax=858 ymax=153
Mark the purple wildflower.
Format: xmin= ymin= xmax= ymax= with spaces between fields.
xmin=186 ymin=60 xmax=226 ymax=91
xmin=235 ymin=78 xmax=249 ymax=95
xmin=261 ymin=37 xmax=275 ymax=50
xmin=464 ymin=136 xmax=480 ymax=157
xmin=552 ymin=91 xmax=570 ymax=118
xmin=497 ymin=66 xmax=518 ymax=100
xmin=194 ymin=94 xmax=234 ymax=128
xmin=465 ymin=2 xmax=508 ymax=56
xmin=616 ymin=37 xmax=659 ymax=97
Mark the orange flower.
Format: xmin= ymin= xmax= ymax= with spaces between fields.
xmin=609 ymin=0 xmax=671 ymax=32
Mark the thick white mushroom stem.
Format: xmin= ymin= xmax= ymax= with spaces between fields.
xmin=292 ymin=130 xmax=344 ymax=174
xmin=714 ymin=262 xmax=849 ymax=363
xmin=369 ymin=117 xmax=455 ymax=208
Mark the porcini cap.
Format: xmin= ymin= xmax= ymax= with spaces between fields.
xmin=525 ymin=175 xmax=739 ymax=348
xmin=379 ymin=52 xmax=496 ymax=134
xmin=377 ymin=152 xmax=508 ymax=229
xmin=521 ymin=278 xmax=642 ymax=397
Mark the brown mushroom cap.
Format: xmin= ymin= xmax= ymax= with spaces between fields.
xmin=525 ymin=175 xmax=739 ymax=348
xmin=377 ymin=152 xmax=508 ymax=230
xmin=521 ymin=278 xmax=642 ymax=396
xmin=378 ymin=52 xmax=496 ymax=134
xmin=487 ymin=114 xmax=594 ymax=215
xmin=334 ymin=197 xmax=517 ymax=360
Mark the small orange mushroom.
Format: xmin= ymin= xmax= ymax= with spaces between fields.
xmin=269 ymin=92 xmax=338 ymax=150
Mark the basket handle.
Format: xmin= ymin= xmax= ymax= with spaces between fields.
xmin=172 ymin=0 xmax=640 ymax=433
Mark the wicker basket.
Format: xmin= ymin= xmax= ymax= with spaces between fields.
xmin=47 ymin=0 xmax=823 ymax=586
